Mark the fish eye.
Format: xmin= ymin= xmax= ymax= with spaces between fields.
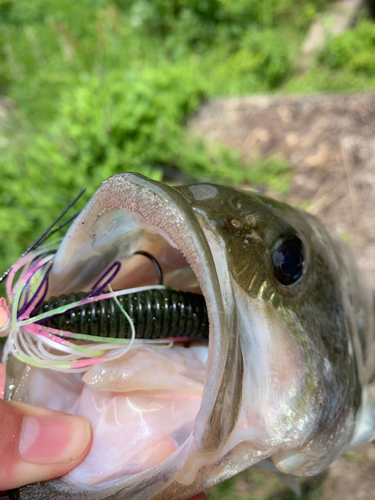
xmin=272 ymin=237 xmax=304 ymax=286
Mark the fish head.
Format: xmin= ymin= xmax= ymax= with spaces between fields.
xmin=5 ymin=173 xmax=375 ymax=499
xmin=178 ymin=181 xmax=375 ymax=475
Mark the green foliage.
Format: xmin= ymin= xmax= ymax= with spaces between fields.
xmin=221 ymin=28 xmax=292 ymax=89
xmin=0 ymin=0 xmax=358 ymax=273
xmin=207 ymin=468 xmax=326 ymax=500
xmin=284 ymin=19 xmax=375 ymax=94
xmin=320 ymin=20 xmax=375 ymax=75
xmin=0 ymin=0 xmax=329 ymax=111
xmin=49 ymin=67 xmax=205 ymax=183
xmin=284 ymin=66 xmax=375 ymax=93
xmin=244 ymin=157 xmax=292 ymax=194
xmin=2 ymin=62 xmax=284 ymax=272
xmin=114 ymin=0 xmax=330 ymax=46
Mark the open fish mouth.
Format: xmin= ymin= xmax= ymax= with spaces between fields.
xmin=5 ymin=173 xmax=244 ymax=499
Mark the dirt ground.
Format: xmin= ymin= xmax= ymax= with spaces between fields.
xmin=190 ymin=92 xmax=375 ymax=499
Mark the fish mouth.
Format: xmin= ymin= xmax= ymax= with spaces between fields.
xmin=6 ymin=174 xmax=243 ymax=496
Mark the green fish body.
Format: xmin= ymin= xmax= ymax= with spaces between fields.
xmin=5 ymin=173 xmax=375 ymax=499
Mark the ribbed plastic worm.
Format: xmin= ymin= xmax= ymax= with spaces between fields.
xmin=31 ymin=288 xmax=209 ymax=341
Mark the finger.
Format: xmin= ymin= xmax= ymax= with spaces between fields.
xmin=0 ymin=362 xmax=5 ymax=399
xmin=0 ymin=398 xmax=92 ymax=490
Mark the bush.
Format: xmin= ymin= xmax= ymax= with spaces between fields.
xmin=0 ymin=65 xmax=263 ymax=272
xmin=116 ymin=0 xmax=331 ymax=44
xmin=320 ymin=20 xmax=375 ymax=75
xmin=228 ymin=29 xmax=292 ymax=89
xmin=0 ymin=0 xmax=334 ymax=271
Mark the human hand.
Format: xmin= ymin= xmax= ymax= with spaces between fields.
xmin=0 ymin=362 xmax=92 ymax=491
xmin=0 ymin=363 xmax=207 ymax=497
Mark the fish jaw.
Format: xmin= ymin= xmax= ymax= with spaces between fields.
xmin=48 ymin=172 xmax=243 ymax=451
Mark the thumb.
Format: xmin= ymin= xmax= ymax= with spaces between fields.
xmin=0 ymin=369 xmax=91 ymax=491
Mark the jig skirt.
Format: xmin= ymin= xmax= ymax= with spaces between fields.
xmin=0 ymin=189 xmax=209 ymax=373
xmin=0 ymin=246 xmax=208 ymax=373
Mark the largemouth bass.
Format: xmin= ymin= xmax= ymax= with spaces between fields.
xmin=3 ymin=173 xmax=375 ymax=499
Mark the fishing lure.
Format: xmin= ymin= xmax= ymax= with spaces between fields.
xmin=32 ymin=288 xmax=208 ymax=340
xmin=0 ymin=190 xmax=208 ymax=373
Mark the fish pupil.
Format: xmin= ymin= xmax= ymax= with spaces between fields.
xmin=273 ymin=238 xmax=304 ymax=285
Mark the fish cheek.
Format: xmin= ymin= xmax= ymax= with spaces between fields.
xmin=225 ymin=311 xmax=322 ymax=483
xmin=266 ymin=297 xmax=361 ymax=476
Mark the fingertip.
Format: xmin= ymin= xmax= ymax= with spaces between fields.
xmin=0 ymin=399 xmax=92 ymax=490
xmin=18 ymin=413 xmax=92 ymax=465
xmin=0 ymin=362 xmax=5 ymax=400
